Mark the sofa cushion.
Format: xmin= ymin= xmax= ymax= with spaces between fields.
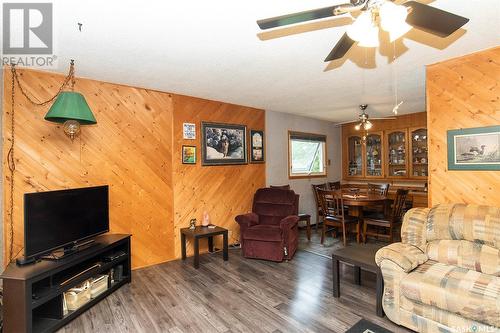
xmin=427 ymin=240 xmax=500 ymax=276
xmin=243 ymin=225 xmax=282 ymax=242
xmin=427 ymin=204 xmax=500 ymax=249
xmin=401 ymin=260 xmax=500 ymax=327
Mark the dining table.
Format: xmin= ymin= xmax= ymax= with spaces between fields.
xmin=341 ymin=191 xmax=388 ymax=221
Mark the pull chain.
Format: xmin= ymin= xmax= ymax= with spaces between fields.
xmin=7 ymin=61 xmax=76 ymax=262
xmin=8 ymin=66 xmax=16 ymax=262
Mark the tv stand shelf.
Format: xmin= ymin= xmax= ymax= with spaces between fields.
xmin=1 ymin=234 xmax=131 ymax=333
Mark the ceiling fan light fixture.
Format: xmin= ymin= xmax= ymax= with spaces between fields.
xmin=380 ymin=2 xmax=412 ymax=41
xmin=363 ymin=121 xmax=373 ymax=130
xmin=357 ymin=25 xmax=380 ymax=47
xmin=354 ymin=123 xmax=362 ymax=131
xmin=346 ymin=11 xmax=373 ymax=43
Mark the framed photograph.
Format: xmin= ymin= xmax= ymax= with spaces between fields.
xmin=201 ymin=122 xmax=247 ymax=165
xmin=183 ymin=123 xmax=196 ymax=139
xmin=250 ymin=130 xmax=265 ymax=163
xmin=447 ymin=126 xmax=500 ymax=170
xmin=182 ymin=145 xmax=196 ymax=164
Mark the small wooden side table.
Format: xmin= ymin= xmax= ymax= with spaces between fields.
xmin=180 ymin=226 xmax=228 ymax=269
xmin=298 ymin=214 xmax=312 ymax=240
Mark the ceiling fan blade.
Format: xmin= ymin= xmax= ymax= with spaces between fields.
xmin=403 ymin=1 xmax=469 ymax=37
xmin=324 ymin=33 xmax=355 ymax=62
xmin=334 ymin=119 xmax=359 ymax=127
xmin=370 ymin=117 xmax=397 ymax=120
xmin=257 ymin=5 xmax=348 ymax=30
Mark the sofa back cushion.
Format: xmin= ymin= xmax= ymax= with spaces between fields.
xmin=253 ymin=188 xmax=297 ymax=225
xmin=427 ymin=204 xmax=500 ymax=249
xmin=427 ymin=239 xmax=500 ymax=275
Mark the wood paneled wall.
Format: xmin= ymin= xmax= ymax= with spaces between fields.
xmin=172 ymin=95 xmax=265 ymax=257
xmin=2 ymin=67 xmax=265 ymax=268
xmin=427 ymin=47 xmax=500 ymax=206
xmin=2 ymin=68 xmax=175 ymax=269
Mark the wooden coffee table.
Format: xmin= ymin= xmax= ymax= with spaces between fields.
xmin=332 ymin=243 xmax=385 ymax=317
xmin=180 ymin=226 xmax=228 ymax=269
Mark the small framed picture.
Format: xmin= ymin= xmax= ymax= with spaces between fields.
xmin=250 ymin=130 xmax=265 ymax=163
xmin=447 ymin=125 xmax=500 ymax=170
xmin=182 ymin=145 xmax=196 ymax=164
xmin=183 ymin=123 xmax=196 ymax=139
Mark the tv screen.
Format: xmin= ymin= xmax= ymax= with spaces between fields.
xmin=24 ymin=185 xmax=109 ymax=259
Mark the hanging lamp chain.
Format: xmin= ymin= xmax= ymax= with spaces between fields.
xmin=7 ymin=60 xmax=76 ymax=262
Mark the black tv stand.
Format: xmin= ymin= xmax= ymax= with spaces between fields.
xmin=41 ymin=239 xmax=97 ymax=261
xmin=1 ymin=234 xmax=131 ymax=333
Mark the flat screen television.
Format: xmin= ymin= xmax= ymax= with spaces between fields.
xmin=24 ymin=185 xmax=109 ymax=259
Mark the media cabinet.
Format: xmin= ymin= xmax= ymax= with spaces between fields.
xmin=1 ymin=234 xmax=131 ymax=333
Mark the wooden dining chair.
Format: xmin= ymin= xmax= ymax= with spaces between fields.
xmin=363 ymin=189 xmax=409 ymax=243
xmin=367 ymin=183 xmax=390 ymax=196
xmin=328 ymin=181 xmax=341 ymax=190
xmin=317 ymin=189 xmax=360 ymax=246
xmin=312 ymin=183 xmax=327 ymax=230
xmin=365 ymin=183 xmax=390 ymax=216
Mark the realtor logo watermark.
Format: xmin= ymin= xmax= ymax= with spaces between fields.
xmin=2 ymin=2 xmax=56 ymax=67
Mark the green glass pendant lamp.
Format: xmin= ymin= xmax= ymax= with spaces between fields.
xmin=44 ymin=60 xmax=97 ymax=140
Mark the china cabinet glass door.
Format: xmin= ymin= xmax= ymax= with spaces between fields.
xmin=387 ymin=129 xmax=408 ymax=177
xmin=347 ymin=136 xmax=363 ymax=177
xmin=365 ymin=133 xmax=383 ymax=177
xmin=410 ymin=128 xmax=428 ymax=178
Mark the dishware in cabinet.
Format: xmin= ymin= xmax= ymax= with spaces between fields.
xmin=347 ymin=135 xmax=364 ymax=177
xmin=410 ymin=127 xmax=428 ymax=178
xmin=386 ymin=129 xmax=408 ymax=178
xmin=365 ymin=132 xmax=384 ymax=178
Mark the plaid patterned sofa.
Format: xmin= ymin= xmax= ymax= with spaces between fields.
xmin=375 ymin=204 xmax=500 ymax=333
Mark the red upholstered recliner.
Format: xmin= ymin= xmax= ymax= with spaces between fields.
xmin=235 ymin=188 xmax=299 ymax=262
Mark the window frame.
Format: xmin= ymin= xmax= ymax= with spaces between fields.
xmin=288 ymin=130 xmax=328 ymax=179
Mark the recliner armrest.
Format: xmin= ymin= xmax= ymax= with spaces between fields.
xmin=279 ymin=215 xmax=299 ymax=230
xmin=235 ymin=213 xmax=259 ymax=227
xmin=375 ymin=242 xmax=428 ymax=273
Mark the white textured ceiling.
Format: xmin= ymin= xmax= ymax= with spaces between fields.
xmin=44 ymin=0 xmax=500 ymax=121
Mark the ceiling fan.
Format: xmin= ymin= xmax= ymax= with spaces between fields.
xmin=335 ymin=104 xmax=396 ymax=128
xmin=257 ymin=0 xmax=469 ymax=62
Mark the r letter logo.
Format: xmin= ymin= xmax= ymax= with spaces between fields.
xmin=3 ymin=3 xmax=53 ymax=54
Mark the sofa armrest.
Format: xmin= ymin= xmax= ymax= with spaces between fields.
xmin=279 ymin=215 xmax=299 ymax=230
xmin=375 ymin=242 xmax=428 ymax=273
xmin=235 ymin=213 xmax=259 ymax=228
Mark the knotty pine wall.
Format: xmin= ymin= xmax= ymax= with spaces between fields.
xmin=427 ymin=47 xmax=500 ymax=206
xmin=2 ymin=67 xmax=265 ymax=268
xmin=172 ymin=95 xmax=265 ymax=257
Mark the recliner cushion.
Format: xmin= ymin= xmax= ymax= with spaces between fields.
xmin=401 ymin=260 xmax=500 ymax=327
xmin=243 ymin=225 xmax=282 ymax=242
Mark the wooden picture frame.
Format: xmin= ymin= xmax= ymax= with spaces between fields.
xmin=182 ymin=145 xmax=196 ymax=164
xmin=201 ymin=122 xmax=247 ymax=165
xmin=447 ymin=125 xmax=500 ymax=170
xmin=250 ymin=130 xmax=265 ymax=163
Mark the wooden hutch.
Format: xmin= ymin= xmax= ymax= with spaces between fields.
xmin=342 ymin=112 xmax=428 ymax=207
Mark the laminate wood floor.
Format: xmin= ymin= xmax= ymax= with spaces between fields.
xmin=59 ymin=247 xmax=411 ymax=333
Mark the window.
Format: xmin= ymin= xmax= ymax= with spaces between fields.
xmin=288 ymin=131 xmax=327 ymax=178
